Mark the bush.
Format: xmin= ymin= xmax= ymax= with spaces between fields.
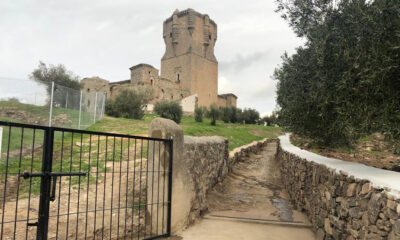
xmin=105 ymin=89 xmax=148 ymax=119
xmin=194 ymin=107 xmax=204 ymax=122
xmin=154 ymin=101 xmax=183 ymax=124
xmin=219 ymin=107 xmax=232 ymax=123
xmin=241 ymin=108 xmax=260 ymax=124
xmin=229 ymin=106 xmax=238 ymax=123
xmin=207 ymin=104 xmax=220 ymax=126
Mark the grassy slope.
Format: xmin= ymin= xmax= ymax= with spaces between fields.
xmin=88 ymin=114 xmax=282 ymax=150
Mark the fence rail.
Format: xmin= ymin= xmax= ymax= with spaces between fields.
xmin=0 ymin=121 xmax=173 ymax=240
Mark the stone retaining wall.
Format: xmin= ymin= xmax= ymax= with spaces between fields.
xmin=184 ymin=136 xmax=273 ymax=225
xmin=147 ymin=118 xmax=272 ymax=232
xmin=277 ymin=134 xmax=400 ymax=240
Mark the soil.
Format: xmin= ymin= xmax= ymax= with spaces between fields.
xmin=169 ymin=141 xmax=315 ymax=240
xmin=0 ymin=156 xmax=168 ymax=240
xmin=290 ymin=134 xmax=400 ymax=172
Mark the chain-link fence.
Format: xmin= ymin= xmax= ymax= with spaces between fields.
xmin=0 ymin=78 xmax=106 ymax=129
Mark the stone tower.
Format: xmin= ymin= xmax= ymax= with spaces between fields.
xmin=160 ymin=8 xmax=218 ymax=107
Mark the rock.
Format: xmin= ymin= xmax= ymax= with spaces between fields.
xmin=316 ymin=228 xmax=325 ymax=240
xmin=325 ymin=218 xmax=333 ymax=235
xmin=397 ymin=204 xmax=400 ymax=215
xmin=393 ymin=220 xmax=400 ymax=234
xmin=387 ymin=200 xmax=397 ymax=211
xmin=346 ymin=183 xmax=357 ymax=197
xmin=349 ymin=207 xmax=362 ymax=219
xmin=368 ymin=193 xmax=382 ymax=224
xmin=361 ymin=183 xmax=372 ymax=195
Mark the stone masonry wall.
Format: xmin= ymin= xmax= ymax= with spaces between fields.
xmin=277 ymin=137 xmax=400 ymax=240
xmin=183 ymin=136 xmax=272 ymax=226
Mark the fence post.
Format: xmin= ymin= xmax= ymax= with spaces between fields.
xmin=93 ymin=92 xmax=98 ymax=123
xmin=78 ymin=90 xmax=82 ymax=129
xmin=100 ymin=93 xmax=106 ymax=119
xmin=65 ymin=91 xmax=68 ymax=108
xmin=48 ymin=81 xmax=54 ymax=127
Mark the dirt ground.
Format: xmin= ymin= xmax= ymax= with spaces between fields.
xmin=0 ymin=157 xmax=169 ymax=240
xmin=169 ymin=141 xmax=315 ymax=240
xmin=291 ymin=134 xmax=400 ymax=172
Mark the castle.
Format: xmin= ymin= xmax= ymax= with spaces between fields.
xmin=82 ymin=9 xmax=237 ymax=111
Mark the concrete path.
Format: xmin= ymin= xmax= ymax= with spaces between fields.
xmin=169 ymin=141 xmax=315 ymax=240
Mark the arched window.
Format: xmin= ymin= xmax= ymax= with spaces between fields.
xmin=177 ymin=73 xmax=180 ymax=82
xmin=171 ymin=94 xmax=173 ymax=100
xmin=150 ymin=79 xmax=153 ymax=86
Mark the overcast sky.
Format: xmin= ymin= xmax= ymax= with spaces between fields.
xmin=0 ymin=0 xmax=303 ymax=116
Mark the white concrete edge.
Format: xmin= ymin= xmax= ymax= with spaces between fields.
xmin=279 ymin=133 xmax=400 ymax=198
xmin=229 ymin=137 xmax=269 ymax=157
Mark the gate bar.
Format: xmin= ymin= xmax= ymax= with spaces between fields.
xmin=36 ymin=129 xmax=54 ymax=240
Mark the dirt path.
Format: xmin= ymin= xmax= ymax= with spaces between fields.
xmin=173 ymin=141 xmax=315 ymax=240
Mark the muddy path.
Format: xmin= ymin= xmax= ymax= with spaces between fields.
xmin=206 ymin=141 xmax=310 ymax=225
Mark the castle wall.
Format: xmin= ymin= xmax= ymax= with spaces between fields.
xmin=190 ymin=54 xmax=218 ymax=107
xmin=81 ymin=9 xmax=237 ymax=112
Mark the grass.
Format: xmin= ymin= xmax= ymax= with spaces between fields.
xmin=1 ymin=109 xmax=282 ymax=198
xmin=89 ymin=115 xmax=282 ymax=151
xmin=0 ymin=100 xmax=94 ymax=129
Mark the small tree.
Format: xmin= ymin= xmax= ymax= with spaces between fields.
xmin=29 ymin=61 xmax=83 ymax=106
xmin=154 ymin=101 xmax=183 ymax=124
xmin=242 ymin=108 xmax=260 ymax=124
xmin=208 ymin=104 xmax=220 ymax=126
xmin=229 ymin=106 xmax=238 ymax=123
xmin=105 ymin=89 xmax=148 ymax=119
xmin=194 ymin=107 xmax=203 ymax=122
xmin=219 ymin=107 xmax=232 ymax=123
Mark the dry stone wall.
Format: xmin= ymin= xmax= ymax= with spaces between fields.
xmin=183 ymin=136 xmax=272 ymax=225
xmin=277 ymin=134 xmax=400 ymax=240
xmin=147 ymin=118 xmax=272 ymax=232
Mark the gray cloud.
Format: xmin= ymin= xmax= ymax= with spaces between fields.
xmin=0 ymin=0 xmax=304 ymax=116
xmin=219 ymin=51 xmax=269 ymax=73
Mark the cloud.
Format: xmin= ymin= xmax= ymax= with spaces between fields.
xmin=0 ymin=0 xmax=304 ymax=116
xmin=219 ymin=51 xmax=268 ymax=73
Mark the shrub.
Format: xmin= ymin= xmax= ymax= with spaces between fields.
xmin=229 ymin=106 xmax=238 ymax=123
xmin=241 ymin=108 xmax=260 ymax=124
xmin=154 ymin=101 xmax=183 ymax=124
xmin=207 ymin=104 xmax=220 ymax=126
xmin=194 ymin=107 xmax=203 ymax=122
xmin=219 ymin=107 xmax=232 ymax=123
xmin=105 ymin=89 xmax=148 ymax=119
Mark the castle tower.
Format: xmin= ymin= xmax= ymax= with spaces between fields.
xmin=160 ymin=9 xmax=218 ymax=107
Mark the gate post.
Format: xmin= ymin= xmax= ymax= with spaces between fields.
xmin=148 ymin=118 xmax=188 ymax=234
xmin=36 ymin=128 xmax=54 ymax=240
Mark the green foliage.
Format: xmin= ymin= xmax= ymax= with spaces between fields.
xmin=207 ymin=104 xmax=220 ymax=126
xmin=194 ymin=107 xmax=204 ymax=122
xmin=219 ymin=107 xmax=232 ymax=123
xmin=241 ymin=108 xmax=260 ymax=124
xmin=229 ymin=106 xmax=238 ymax=123
xmin=275 ymin=0 xmax=400 ymax=146
xmin=154 ymin=101 xmax=183 ymax=124
xmin=105 ymin=89 xmax=148 ymax=119
xmin=29 ymin=61 xmax=83 ymax=107
xmin=259 ymin=111 xmax=279 ymax=126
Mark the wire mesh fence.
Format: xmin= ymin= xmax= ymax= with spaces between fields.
xmin=0 ymin=78 xmax=106 ymax=129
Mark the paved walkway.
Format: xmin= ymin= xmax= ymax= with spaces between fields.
xmin=171 ymin=141 xmax=315 ymax=240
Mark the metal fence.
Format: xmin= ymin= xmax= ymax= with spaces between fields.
xmin=0 ymin=121 xmax=173 ymax=240
xmin=0 ymin=78 xmax=106 ymax=129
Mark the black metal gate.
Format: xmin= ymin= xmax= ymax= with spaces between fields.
xmin=0 ymin=121 xmax=173 ymax=240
